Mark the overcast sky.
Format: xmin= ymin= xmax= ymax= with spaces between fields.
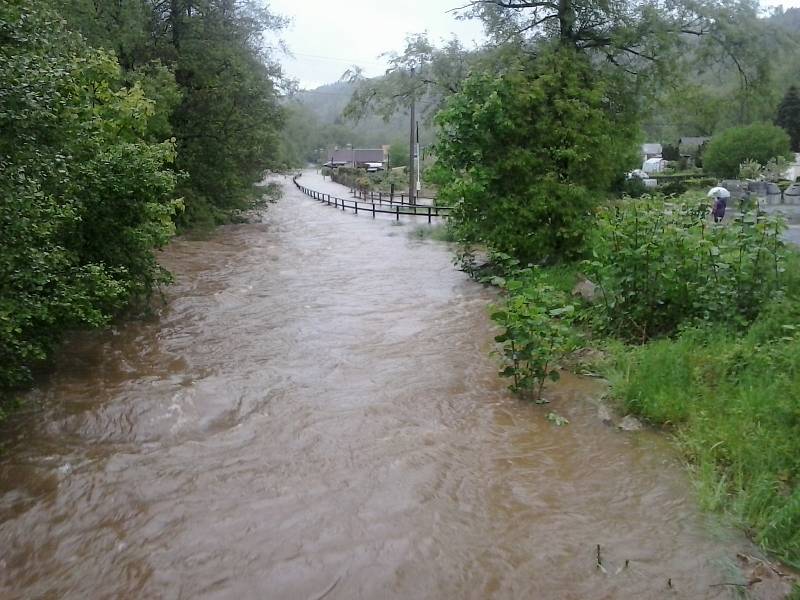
xmin=268 ymin=0 xmax=800 ymax=90
xmin=267 ymin=0 xmax=485 ymax=89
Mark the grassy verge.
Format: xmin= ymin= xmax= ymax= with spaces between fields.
xmin=605 ymin=317 xmax=800 ymax=568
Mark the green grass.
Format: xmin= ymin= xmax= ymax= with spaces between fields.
xmin=605 ymin=313 xmax=800 ymax=568
xmin=538 ymin=263 xmax=581 ymax=295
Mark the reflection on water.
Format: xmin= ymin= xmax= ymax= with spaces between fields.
xmin=0 ymin=172 xmax=756 ymax=598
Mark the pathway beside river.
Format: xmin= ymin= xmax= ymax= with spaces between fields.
xmin=0 ymin=171 xmax=765 ymax=599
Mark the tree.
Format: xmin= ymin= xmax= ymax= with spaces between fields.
xmin=433 ymin=46 xmax=639 ymax=263
xmin=776 ymin=85 xmax=800 ymax=152
xmin=56 ymin=0 xmax=288 ymax=227
xmin=462 ymin=0 xmax=784 ymax=130
xmin=343 ymin=34 xmax=476 ymax=123
xmin=703 ymin=123 xmax=792 ymax=178
xmin=388 ymin=140 xmax=409 ymax=168
xmin=0 ymin=2 xmax=179 ymax=391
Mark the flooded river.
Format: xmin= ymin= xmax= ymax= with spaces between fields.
xmin=0 ymin=172 xmax=760 ymax=598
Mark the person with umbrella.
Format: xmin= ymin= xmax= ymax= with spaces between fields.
xmin=708 ymin=186 xmax=730 ymax=223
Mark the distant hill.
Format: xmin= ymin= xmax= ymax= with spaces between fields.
xmin=279 ymin=77 xmax=438 ymax=166
xmin=295 ymin=81 xmax=411 ymax=147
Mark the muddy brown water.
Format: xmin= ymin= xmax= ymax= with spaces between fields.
xmin=0 ymin=172 xmax=760 ymax=599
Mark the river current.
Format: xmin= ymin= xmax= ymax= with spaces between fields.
xmin=0 ymin=172 xmax=759 ymax=599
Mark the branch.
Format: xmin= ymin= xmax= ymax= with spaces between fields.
xmin=447 ymin=0 xmax=559 ymax=13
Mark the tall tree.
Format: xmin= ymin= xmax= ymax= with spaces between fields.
xmin=776 ymin=85 xmax=800 ymax=152
xmin=461 ymin=0 xmax=781 ymax=124
xmin=433 ymin=46 xmax=639 ymax=263
xmin=343 ymin=34 xmax=477 ymax=123
xmin=57 ymin=0 xmax=288 ymax=226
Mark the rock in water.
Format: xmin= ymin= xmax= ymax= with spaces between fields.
xmin=597 ymin=403 xmax=614 ymax=426
xmin=618 ymin=415 xmax=643 ymax=431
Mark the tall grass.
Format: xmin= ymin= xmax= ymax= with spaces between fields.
xmin=606 ymin=306 xmax=800 ymax=567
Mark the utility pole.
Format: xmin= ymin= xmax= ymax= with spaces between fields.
xmin=415 ymin=121 xmax=421 ymax=199
xmin=408 ymin=66 xmax=416 ymax=206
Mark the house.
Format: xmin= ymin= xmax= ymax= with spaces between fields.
xmin=678 ymin=136 xmax=711 ymax=156
xmin=641 ymin=143 xmax=663 ymax=161
xmin=324 ymin=148 xmax=388 ymax=170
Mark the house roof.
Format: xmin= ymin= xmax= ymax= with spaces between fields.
xmin=329 ymin=148 xmax=386 ymax=164
xmin=642 ymin=143 xmax=662 ymax=154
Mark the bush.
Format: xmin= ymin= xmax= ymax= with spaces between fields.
xmin=585 ymin=195 xmax=787 ymax=341
xmin=659 ymin=180 xmax=687 ymax=196
xmin=704 ymin=123 xmax=792 ymax=178
xmin=622 ymin=177 xmax=648 ymax=198
xmin=684 ymin=177 xmax=718 ymax=188
xmin=0 ymin=4 xmax=179 ymax=393
xmin=485 ymin=255 xmax=580 ymax=401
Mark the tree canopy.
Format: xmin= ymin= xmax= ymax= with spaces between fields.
xmin=703 ymin=123 xmax=792 ymax=177
xmin=1 ymin=0 xmax=287 ymax=396
xmin=433 ymin=46 xmax=639 ymax=263
xmin=1 ymin=2 xmax=179 ymax=389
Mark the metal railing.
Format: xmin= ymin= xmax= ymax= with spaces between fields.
xmin=293 ymin=176 xmax=452 ymax=223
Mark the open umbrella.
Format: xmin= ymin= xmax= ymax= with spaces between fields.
xmin=707 ymin=186 xmax=731 ymax=198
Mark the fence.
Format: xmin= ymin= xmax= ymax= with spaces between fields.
xmin=329 ymin=169 xmax=437 ymax=206
xmin=293 ymin=175 xmax=452 ymax=223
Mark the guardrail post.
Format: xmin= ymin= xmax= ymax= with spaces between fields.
xmin=396 ymin=206 xmax=399 ymax=221
xmin=428 ymin=206 xmax=432 ymax=224
xmin=372 ymin=203 xmax=375 ymax=218
xmin=354 ymin=201 xmax=358 ymax=215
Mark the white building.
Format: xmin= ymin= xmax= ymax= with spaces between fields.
xmin=643 ymin=157 xmax=667 ymax=174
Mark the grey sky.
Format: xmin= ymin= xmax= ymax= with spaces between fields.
xmin=267 ymin=0 xmax=485 ymax=89
xmin=268 ymin=0 xmax=800 ymax=90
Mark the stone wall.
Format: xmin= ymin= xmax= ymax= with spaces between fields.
xmin=721 ymin=180 xmax=800 ymax=205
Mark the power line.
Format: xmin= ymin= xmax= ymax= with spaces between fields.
xmin=286 ymin=51 xmax=387 ymax=67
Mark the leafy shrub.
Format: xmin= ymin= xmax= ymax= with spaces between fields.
xmin=585 ymin=195 xmax=787 ymax=341
xmin=488 ymin=259 xmax=579 ymax=401
xmin=684 ymin=177 xmax=718 ymax=188
xmin=739 ymin=158 xmax=763 ymax=180
xmin=659 ymin=180 xmax=687 ymax=196
xmin=622 ymin=177 xmax=648 ymax=198
xmin=704 ymin=123 xmax=792 ymax=178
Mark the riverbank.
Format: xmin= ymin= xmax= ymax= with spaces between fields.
xmin=480 ymin=239 xmax=800 ymax=586
xmin=604 ymin=313 xmax=800 ymax=572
